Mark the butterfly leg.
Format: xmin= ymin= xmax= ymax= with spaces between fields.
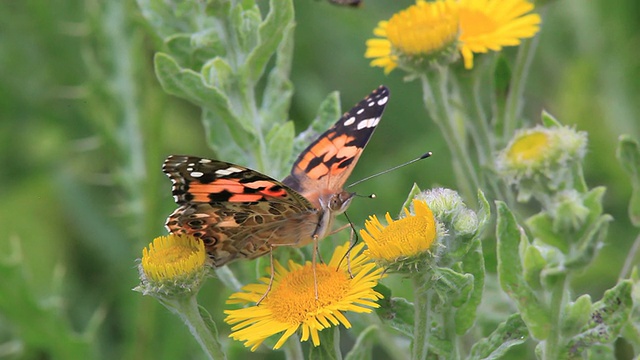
xmin=312 ymin=234 xmax=320 ymax=299
xmin=256 ymin=247 xmax=277 ymax=306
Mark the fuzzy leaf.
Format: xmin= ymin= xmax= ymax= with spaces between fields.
xmin=245 ymin=0 xmax=293 ymax=83
xmin=261 ymin=22 xmax=294 ymax=129
xmin=309 ymin=326 xmax=340 ymax=360
xmin=496 ymin=201 xmax=551 ymax=339
xmin=522 ymin=242 xmax=546 ymax=291
xmin=201 ymin=109 xmax=251 ymax=164
xmin=432 ymin=267 xmax=474 ymax=309
xmin=375 ymin=284 xmax=414 ymax=338
xmin=565 ymin=213 xmax=612 ymax=270
xmin=562 ymin=280 xmax=633 ymax=358
xmin=476 ymin=190 xmax=491 ymax=231
xmin=467 ymin=313 xmax=528 ymax=360
xmin=454 ymin=238 xmax=485 ymax=334
xmin=526 ymin=212 xmax=569 ymax=253
xmin=344 ymin=325 xmax=378 ymax=360
xmin=265 ymin=122 xmax=294 ymax=178
xmin=401 ymin=183 xmax=422 ymax=212
xmin=561 ymin=294 xmax=592 ymax=337
xmin=616 ymin=135 xmax=640 ymax=226
xmin=541 ymin=110 xmax=562 ymax=128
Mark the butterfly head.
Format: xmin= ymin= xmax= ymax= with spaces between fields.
xmin=327 ymin=191 xmax=356 ymax=214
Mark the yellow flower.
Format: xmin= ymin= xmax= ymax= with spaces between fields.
xmin=458 ymin=0 xmax=541 ymax=69
xmin=136 ymin=234 xmax=208 ymax=296
xmin=224 ymin=243 xmax=383 ymax=351
xmin=365 ymin=0 xmax=459 ymax=74
xmin=360 ymin=199 xmax=438 ymax=268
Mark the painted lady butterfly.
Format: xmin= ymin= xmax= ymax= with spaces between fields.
xmin=163 ymin=86 xmax=389 ymax=267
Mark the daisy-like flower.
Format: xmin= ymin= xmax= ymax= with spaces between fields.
xmin=135 ymin=234 xmax=208 ymax=296
xmin=365 ymin=0 xmax=459 ymax=74
xmin=360 ymin=199 xmax=440 ymax=271
xmin=224 ymin=242 xmax=383 ymax=351
xmin=365 ymin=0 xmax=541 ymax=72
xmin=496 ymin=120 xmax=587 ymax=203
xmin=458 ymin=0 xmax=541 ymax=69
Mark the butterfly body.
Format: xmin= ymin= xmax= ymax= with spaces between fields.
xmin=163 ymin=86 xmax=389 ymax=266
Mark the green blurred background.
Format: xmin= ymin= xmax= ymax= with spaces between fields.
xmin=1 ymin=0 xmax=639 ymax=358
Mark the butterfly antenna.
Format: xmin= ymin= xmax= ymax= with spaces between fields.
xmin=347 ymin=151 xmax=433 ymax=188
xmin=337 ymin=211 xmax=360 ymax=271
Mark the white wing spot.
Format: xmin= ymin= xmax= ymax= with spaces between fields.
xmin=191 ymin=171 xmax=204 ymax=178
xmin=186 ymin=167 xmax=193 ymax=172
xmin=188 ymin=163 xmax=195 ymax=167
xmin=199 ymin=159 xmax=212 ymax=164
xmin=357 ymin=117 xmax=380 ymax=130
xmin=344 ymin=116 xmax=356 ymax=126
xmin=368 ymin=101 xmax=375 ymax=107
xmin=377 ymin=96 xmax=388 ymax=106
xmin=215 ymin=167 xmax=243 ymax=176
xmin=357 ymin=108 xmax=365 ymax=115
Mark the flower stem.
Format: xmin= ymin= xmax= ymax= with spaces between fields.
xmin=283 ymin=334 xmax=304 ymax=360
xmin=542 ymin=273 xmax=568 ymax=360
xmin=421 ymin=69 xmax=479 ymax=201
xmin=163 ymin=296 xmax=227 ymax=360
xmin=411 ymin=274 xmax=432 ymax=360
xmin=620 ymin=232 xmax=640 ymax=279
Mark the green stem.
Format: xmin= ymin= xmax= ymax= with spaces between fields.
xmin=283 ymin=334 xmax=304 ymax=360
xmin=165 ymin=296 xmax=227 ymax=360
xmin=421 ymin=69 xmax=479 ymax=201
xmin=620 ymin=232 xmax=640 ymax=279
xmin=501 ymin=34 xmax=540 ymax=142
xmin=542 ymin=274 xmax=568 ymax=360
xmin=411 ymin=275 xmax=432 ymax=360
xmin=442 ymin=310 xmax=460 ymax=360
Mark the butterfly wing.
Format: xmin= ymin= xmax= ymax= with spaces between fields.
xmin=163 ymin=155 xmax=320 ymax=266
xmin=283 ymin=85 xmax=389 ymax=205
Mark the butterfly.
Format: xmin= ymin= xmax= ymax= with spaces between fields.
xmin=163 ymin=85 xmax=389 ymax=267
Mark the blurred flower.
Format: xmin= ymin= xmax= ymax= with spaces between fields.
xmin=458 ymin=0 xmax=541 ymax=69
xmin=135 ymin=234 xmax=208 ymax=297
xmin=360 ymin=199 xmax=440 ymax=271
xmin=224 ymin=242 xmax=383 ymax=351
xmin=365 ymin=0 xmax=459 ymax=74
xmin=497 ymin=123 xmax=587 ymax=202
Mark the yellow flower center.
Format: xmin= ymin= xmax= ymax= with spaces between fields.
xmin=142 ymin=235 xmax=206 ymax=282
xmin=268 ymin=263 xmax=350 ymax=324
xmin=506 ymin=131 xmax=550 ymax=164
xmin=361 ymin=200 xmax=437 ymax=263
xmin=386 ymin=0 xmax=459 ymax=57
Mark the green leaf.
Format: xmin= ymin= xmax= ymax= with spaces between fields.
xmin=541 ymin=110 xmax=563 ymax=128
xmin=344 ymin=325 xmax=378 ymax=360
xmin=522 ymin=242 xmax=546 ymax=291
xmin=432 ymin=267 xmax=474 ymax=309
xmin=245 ymin=0 xmax=294 ymax=83
xmin=291 ymin=91 xmax=341 ymax=162
xmin=565 ymin=213 xmax=612 ymax=270
xmin=309 ymin=326 xmax=341 ymax=360
xmin=262 ymin=22 xmax=294 ymax=129
xmin=155 ymin=53 xmax=255 ymax=136
xmin=560 ymin=294 xmax=592 ymax=337
xmin=496 ymin=201 xmax=551 ymax=340
xmin=616 ymin=135 xmax=640 ymax=226
xmin=265 ymin=122 xmax=294 ymax=178
xmin=202 ymin=109 xmax=249 ymax=163
xmin=233 ymin=4 xmax=261 ymax=56
xmin=467 ymin=313 xmax=529 ymax=360
xmin=401 ymin=183 xmax=422 ymax=212
xmin=375 ymin=283 xmax=414 ymax=338
xmin=476 ymin=190 xmax=491 ymax=232
xmin=585 ymin=344 xmax=616 ymax=360
xmin=454 ymin=238 xmax=485 ymax=335
xmin=526 ymin=212 xmax=569 ymax=253
xmin=562 ymin=280 xmax=633 ymax=358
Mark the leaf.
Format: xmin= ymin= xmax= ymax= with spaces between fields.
xmin=560 ymin=294 xmax=592 ymax=337
xmin=496 ymin=201 xmax=551 ymax=340
xmin=344 ymin=325 xmax=378 ymax=360
xmin=261 ymin=22 xmax=294 ymax=129
xmin=432 ymin=267 xmax=474 ymax=309
xmin=616 ymin=135 xmax=640 ymax=226
xmin=401 ymin=183 xmax=422 ymax=213
xmin=454 ymin=238 xmax=485 ymax=335
xmin=201 ymin=109 xmax=250 ymax=164
xmin=526 ymin=212 xmax=569 ymax=253
xmin=265 ymin=122 xmax=294 ymax=178
xmin=467 ymin=313 xmax=529 ymax=360
xmin=562 ymin=280 xmax=633 ymax=358
xmin=374 ymin=284 xmax=414 ymax=338
xmin=541 ymin=110 xmax=562 ymax=128
xmin=522 ymin=242 xmax=546 ymax=291
xmin=245 ymin=0 xmax=294 ymax=83
xmin=309 ymin=326 xmax=341 ymax=360
xmin=565 ymin=213 xmax=612 ymax=270
xmin=476 ymin=190 xmax=491 ymax=232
